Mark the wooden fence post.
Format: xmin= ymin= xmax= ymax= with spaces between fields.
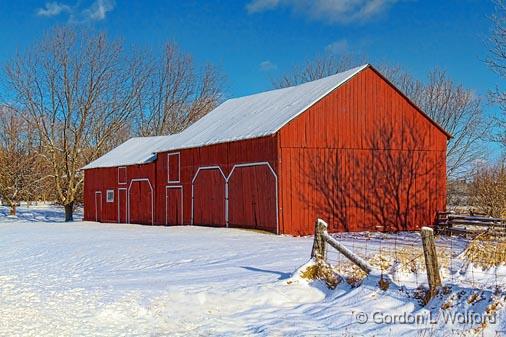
xmin=421 ymin=227 xmax=442 ymax=300
xmin=311 ymin=219 xmax=327 ymax=260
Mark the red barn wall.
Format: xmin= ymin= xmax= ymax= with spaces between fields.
xmin=84 ymin=66 xmax=448 ymax=236
xmin=278 ymin=67 xmax=448 ymax=235
xmin=84 ymin=136 xmax=279 ymax=230
xmin=156 ymin=136 xmax=279 ymax=231
xmin=83 ymin=162 xmax=157 ymax=224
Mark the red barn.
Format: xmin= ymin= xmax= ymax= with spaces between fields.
xmin=82 ymin=64 xmax=450 ymax=235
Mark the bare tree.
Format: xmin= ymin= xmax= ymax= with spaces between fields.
xmin=487 ymin=0 xmax=506 ymax=147
xmin=273 ymin=54 xmax=362 ymax=88
xmin=0 ymin=106 xmax=41 ymax=215
xmin=383 ymin=67 xmax=486 ymax=178
xmin=4 ymin=27 xmax=149 ymax=221
xmin=469 ymin=162 xmax=506 ymax=218
xmin=135 ymin=43 xmax=224 ymax=136
xmin=273 ymin=54 xmax=486 ymax=178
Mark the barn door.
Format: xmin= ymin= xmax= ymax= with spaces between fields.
xmin=166 ymin=186 xmax=183 ymax=225
xmin=95 ymin=191 xmax=102 ymax=222
xmin=228 ymin=163 xmax=278 ymax=233
xmin=118 ymin=188 xmax=127 ymax=223
xmin=128 ymin=179 xmax=153 ymax=225
xmin=192 ymin=167 xmax=226 ymax=227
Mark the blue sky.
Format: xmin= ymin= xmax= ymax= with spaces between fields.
xmin=0 ymin=0 xmax=503 ymax=156
xmin=0 ymin=0 xmax=501 ymax=96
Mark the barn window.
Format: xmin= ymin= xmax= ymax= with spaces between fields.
xmin=167 ymin=152 xmax=180 ymax=183
xmin=106 ymin=190 xmax=114 ymax=203
xmin=118 ymin=167 xmax=127 ymax=185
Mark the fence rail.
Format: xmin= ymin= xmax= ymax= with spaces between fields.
xmin=309 ymin=218 xmax=505 ymax=303
xmin=436 ymin=211 xmax=506 ymax=236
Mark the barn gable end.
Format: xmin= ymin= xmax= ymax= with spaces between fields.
xmin=277 ymin=67 xmax=447 ymax=235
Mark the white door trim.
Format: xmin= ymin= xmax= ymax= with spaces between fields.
xmin=189 ymin=162 xmax=279 ymax=234
xmin=165 ymin=185 xmax=183 ymax=225
xmin=95 ymin=191 xmax=102 ymax=222
xmin=127 ymin=178 xmax=154 ymax=225
xmin=167 ymin=152 xmax=181 ymax=183
xmin=227 ymin=162 xmax=279 ymax=234
xmin=118 ymin=166 xmax=127 ymax=185
xmin=117 ymin=187 xmax=127 ymax=223
xmin=191 ymin=166 xmax=227 ymax=226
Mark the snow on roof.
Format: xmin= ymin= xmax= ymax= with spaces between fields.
xmin=82 ymin=136 xmax=167 ymax=170
xmin=83 ymin=64 xmax=368 ymax=170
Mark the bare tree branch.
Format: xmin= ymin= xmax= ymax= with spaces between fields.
xmin=4 ymin=26 xmax=149 ymax=221
xmin=135 ymin=43 xmax=224 ymax=136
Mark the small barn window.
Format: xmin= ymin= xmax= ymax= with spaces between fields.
xmin=106 ymin=190 xmax=114 ymax=203
xmin=168 ymin=153 xmax=180 ymax=183
xmin=118 ymin=167 xmax=127 ymax=185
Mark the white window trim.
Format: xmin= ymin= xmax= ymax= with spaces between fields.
xmin=118 ymin=166 xmax=127 ymax=185
xmin=167 ymin=152 xmax=181 ymax=183
xmin=106 ymin=189 xmax=115 ymax=203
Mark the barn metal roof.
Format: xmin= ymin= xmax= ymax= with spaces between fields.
xmin=82 ymin=136 xmax=169 ymax=169
xmin=82 ymin=64 xmax=449 ymax=170
xmin=83 ymin=64 xmax=367 ymax=170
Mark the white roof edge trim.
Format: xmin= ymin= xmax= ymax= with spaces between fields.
xmin=153 ymin=132 xmax=276 ymax=154
xmin=269 ymin=64 xmax=369 ymax=135
xmin=82 ymin=64 xmax=370 ymax=169
xmin=151 ymin=64 xmax=369 ymax=154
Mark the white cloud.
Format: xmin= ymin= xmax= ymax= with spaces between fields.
xmin=246 ymin=0 xmax=279 ymax=13
xmin=325 ymin=39 xmax=349 ymax=54
xmin=36 ymin=0 xmax=115 ymax=22
xmin=246 ymin=0 xmax=400 ymax=24
xmin=259 ymin=60 xmax=277 ymax=71
xmin=83 ymin=0 xmax=115 ymax=21
xmin=37 ymin=2 xmax=71 ymax=17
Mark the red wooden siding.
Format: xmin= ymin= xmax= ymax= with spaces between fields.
xmin=84 ymin=162 xmax=157 ymax=225
xmin=192 ymin=167 xmax=227 ymax=226
xmin=128 ymin=179 xmax=154 ymax=224
xmin=118 ymin=167 xmax=127 ymax=184
xmin=118 ymin=188 xmax=127 ymax=223
xmin=83 ymin=66 xmax=447 ymax=236
xmin=94 ymin=192 xmax=102 ymax=222
xmin=278 ymin=67 xmax=447 ymax=235
xmin=228 ymin=163 xmax=277 ymax=232
xmin=167 ymin=152 xmax=180 ymax=182
xmin=165 ymin=187 xmax=183 ymax=225
xmin=154 ymin=136 xmax=279 ymax=229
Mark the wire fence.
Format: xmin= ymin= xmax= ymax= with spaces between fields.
xmin=321 ymin=230 xmax=505 ymax=291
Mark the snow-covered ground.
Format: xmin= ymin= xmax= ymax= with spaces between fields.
xmin=0 ymin=206 xmax=504 ymax=337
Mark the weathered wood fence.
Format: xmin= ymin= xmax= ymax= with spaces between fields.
xmin=311 ymin=219 xmax=441 ymax=301
xmin=437 ymin=211 xmax=506 ymax=236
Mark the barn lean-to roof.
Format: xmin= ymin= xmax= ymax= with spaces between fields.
xmin=82 ymin=64 xmax=450 ymax=170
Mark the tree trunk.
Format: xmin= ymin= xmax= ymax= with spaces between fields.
xmin=9 ymin=204 xmax=16 ymax=216
xmin=64 ymin=202 xmax=74 ymax=222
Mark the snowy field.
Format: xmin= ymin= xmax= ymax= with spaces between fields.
xmin=0 ymin=206 xmax=505 ymax=337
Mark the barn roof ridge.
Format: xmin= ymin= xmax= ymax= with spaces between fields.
xmin=82 ymin=63 xmax=449 ymax=170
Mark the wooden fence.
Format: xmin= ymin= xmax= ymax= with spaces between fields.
xmin=311 ymin=219 xmax=441 ymax=301
xmin=436 ymin=211 xmax=506 ymax=236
